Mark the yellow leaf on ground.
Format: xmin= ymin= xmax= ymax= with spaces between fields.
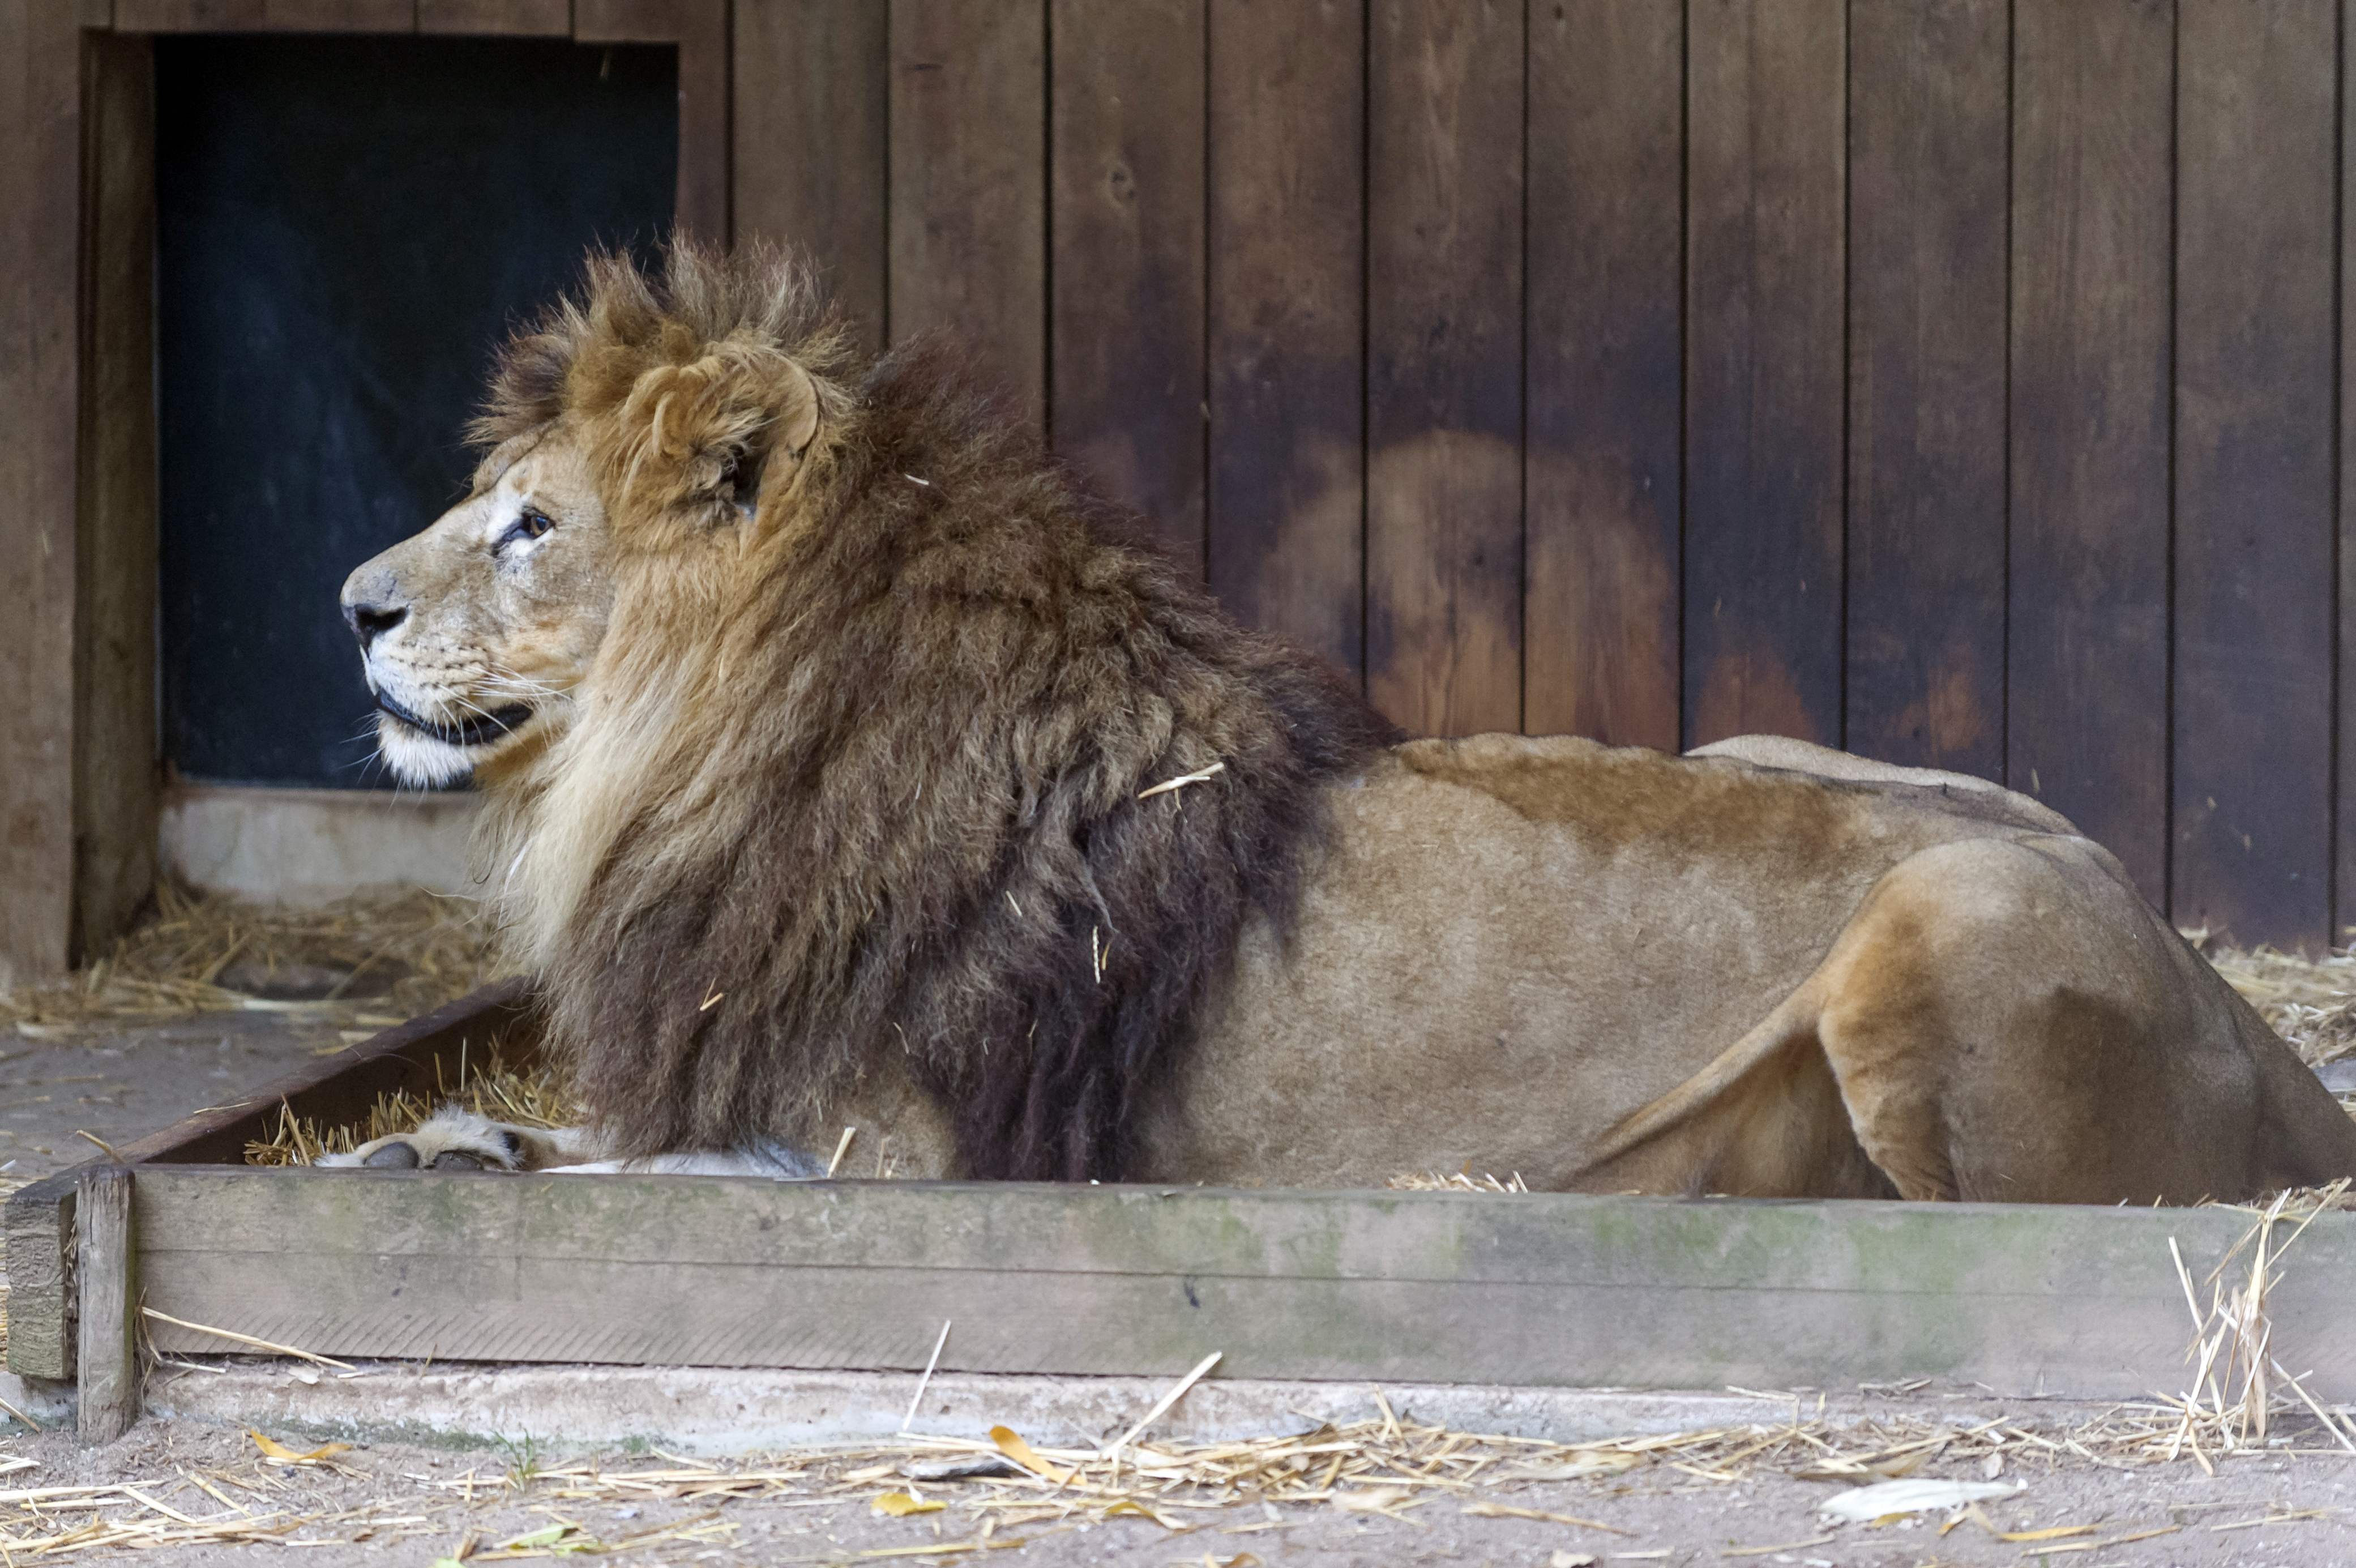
xmin=873 ymin=1492 xmax=946 ymax=1517
xmin=2002 ymin=1525 xmax=2097 ymax=1543
xmin=248 ymin=1429 xmax=350 ymax=1466
xmin=989 ymin=1425 xmax=1070 ymax=1482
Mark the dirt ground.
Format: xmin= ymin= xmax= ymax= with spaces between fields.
xmin=8 ymin=1409 xmax=2356 ymax=1565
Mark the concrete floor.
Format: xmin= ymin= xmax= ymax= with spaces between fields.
xmin=1 ymin=1011 xmax=337 ymax=1187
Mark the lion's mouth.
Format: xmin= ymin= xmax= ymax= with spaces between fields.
xmin=374 ymin=692 xmax=534 ymax=748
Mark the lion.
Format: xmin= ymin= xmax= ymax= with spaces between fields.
xmin=328 ymin=242 xmax=2356 ymax=1204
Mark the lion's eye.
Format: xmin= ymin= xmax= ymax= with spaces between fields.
xmin=504 ymin=509 xmax=554 ymax=548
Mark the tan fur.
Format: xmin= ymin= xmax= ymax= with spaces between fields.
xmin=336 ymin=246 xmax=2356 ymax=1204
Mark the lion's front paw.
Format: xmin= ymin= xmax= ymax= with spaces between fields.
xmin=315 ymin=1106 xmax=585 ymax=1172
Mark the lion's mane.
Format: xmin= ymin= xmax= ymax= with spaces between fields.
xmin=473 ymin=245 xmax=1398 ymax=1180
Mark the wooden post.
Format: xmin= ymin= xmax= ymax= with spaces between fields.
xmin=75 ymin=1167 xmax=138 ymax=1444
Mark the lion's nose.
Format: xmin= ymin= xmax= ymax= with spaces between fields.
xmin=344 ymin=599 xmax=408 ymax=651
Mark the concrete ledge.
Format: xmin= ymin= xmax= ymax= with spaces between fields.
xmin=160 ymin=783 xmax=482 ymax=904
xmin=142 ymin=1362 xmax=2061 ymax=1457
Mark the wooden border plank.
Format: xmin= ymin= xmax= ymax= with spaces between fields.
xmin=732 ymin=0 xmax=887 ymax=349
xmin=1683 ymin=0 xmax=1846 ymax=749
xmin=1365 ymin=0 xmax=1525 ymax=738
xmin=2008 ymin=0 xmax=2173 ymax=907
xmin=0 ymin=0 xmax=84 ymax=987
xmin=129 ymin=1172 xmax=2334 ymax=1398
xmin=116 ymin=1 xmax=419 ymax=29
xmin=1523 ymin=0 xmax=1682 ymax=748
xmin=1843 ymin=0 xmax=2008 ymax=776
xmin=888 ymin=0 xmax=1047 ymax=421
xmin=2173 ymin=0 xmax=2337 ymax=948
xmin=75 ymin=1168 xmax=137 ymax=1443
xmin=2 ymin=981 xmax=529 ymax=1379
xmin=1204 ymin=0 xmax=1366 ymax=679
xmin=74 ymin=31 xmax=160 ymax=965
xmin=1049 ymin=0 xmax=1208 ymax=577
xmin=575 ymin=0 xmax=729 ymax=242
xmin=419 ymin=0 xmax=568 ymax=34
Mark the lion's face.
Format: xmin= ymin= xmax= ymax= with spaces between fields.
xmin=339 ymin=425 xmax=612 ymax=787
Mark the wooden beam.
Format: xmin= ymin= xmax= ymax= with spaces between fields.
xmin=1682 ymin=0 xmax=1846 ymax=749
xmin=418 ymin=0 xmax=567 ymax=32
xmin=2008 ymin=0 xmax=2173 ymax=908
xmin=732 ymin=0 xmax=887 ymax=348
xmin=115 ymin=1 xmax=418 ymax=29
xmin=1842 ymin=0 xmax=2008 ymax=777
xmin=575 ymin=0 xmax=729 ymax=242
xmin=1523 ymin=0 xmax=1682 ymax=749
xmin=1204 ymin=0 xmax=1365 ymax=680
xmin=75 ymin=1168 xmax=138 ymax=1444
xmin=1049 ymin=0 xmax=1207 ymax=576
xmin=1364 ymin=0 xmax=1524 ymax=738
xmin=126 ymin=1174 xmax=2338 ymax=1399
xmin=3 ymin=1176 xmax=76 ymax=1381
xmin=2172 ymin=0 xmax=2337 ymax=949
xmin=0 ymin=0 xmax=84 ymax=988
xmin=888 ymin=0 xmax=1047 ymax=421
xmin=75 ymin=32 xmax=160 ymax=963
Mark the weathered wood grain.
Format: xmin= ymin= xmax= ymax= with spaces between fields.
xmin=0 ymin=0 xmax=83 ymax=987
xmin=2008 ymin=0 xmax=2173 ymax=908
xmin=575 ymin=0 xmax=729 ymax=242
xmin=131 ymin=1172 xmax=2329 ymax=1399
xmin=2173 ymin=0 xmax=2336 ymax=949
xmin=732 ymin=0 xmax=888 ymax=348
xmin=116 ymin=0 xmax=417 ymax=28
xmin=1683 ymin=0 xmax=1846 ymax=749
xmin=889 ymin=0 xmax=1047 ymax=421
xmin=3 ymin=1176 xmax=76 ymax=1381
xmin=75 ymin=1169 xmax=137 ymax=1443
xmin=74 ymin=32 xmax=160 ymax=965
xmin=1365 ymin=0 xmax=1524 ymax=738
xmin=417 ymin=0 xmax=567 ymax=33
xmin=1204 ymin=0 xmax=1365 ymax=679
xmin=1523 ymin=0 xmax=1682 ymax=749
xmin=1049 ymin=0 xmax=1207 ymax=576
xmin=1844 ymin=0 xmax=2007 ymax=777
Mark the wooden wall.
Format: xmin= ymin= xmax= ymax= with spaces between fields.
xmin=742 ymin=0 xmax=2356 ymax=951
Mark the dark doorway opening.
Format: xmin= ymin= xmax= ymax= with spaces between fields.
xmin=155 ymin=34 xmax=677 ymax=787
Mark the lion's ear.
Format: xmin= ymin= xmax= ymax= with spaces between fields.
xmin=617 ymin=347 xmax=824 ymax=527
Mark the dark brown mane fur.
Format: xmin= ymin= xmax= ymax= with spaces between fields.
xmin=477 ymin=245 xmax=1399 ymax=1181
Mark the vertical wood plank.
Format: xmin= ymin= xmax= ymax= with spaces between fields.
xmin=418 ymin=0 xmax=569 ymax=34
xmin=2340 ymin=0 xmax=2356 ymax=942
xmin=2174 ymin=0 xmax=2336 ymax=948
xmin=1205 ymin=0 xmax=1366 ymax=678
xmin=75 ymin=32 xmax=159 ymax=961
xmin=1050 ymin=0 xmax=1207 ymax=575
xmin=1683 ymin=0 xmax=1846 ymax=749
xmin=1366 ymin=0 xmax=1525 ymax=737
xmin=890 ymin=0 xmax=1048 ymax=421
xmin=1844 ymin=0 xmax=2007 ymax=776
xmin=0 ymin=0 xmax=82 ymax=987
xmin=75 ymin=1168 xmax=137 ymax=1445
xmin=732 ymin=0 xmax=888 ymax=349
xmin=2009 ymin=0 xmax=2172 ymax=907
xmin=1523 ymin=0 xmax=1683 ymax=748
xmin=576 ymin=0 xmax=729 ymax=243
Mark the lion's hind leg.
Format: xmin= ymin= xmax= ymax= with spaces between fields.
xmin=1806 ymin=835 xmax=2355 ymax=1205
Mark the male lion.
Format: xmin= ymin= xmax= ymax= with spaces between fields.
xmin=331 ymin=243 xmax=2356 ymax=1203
